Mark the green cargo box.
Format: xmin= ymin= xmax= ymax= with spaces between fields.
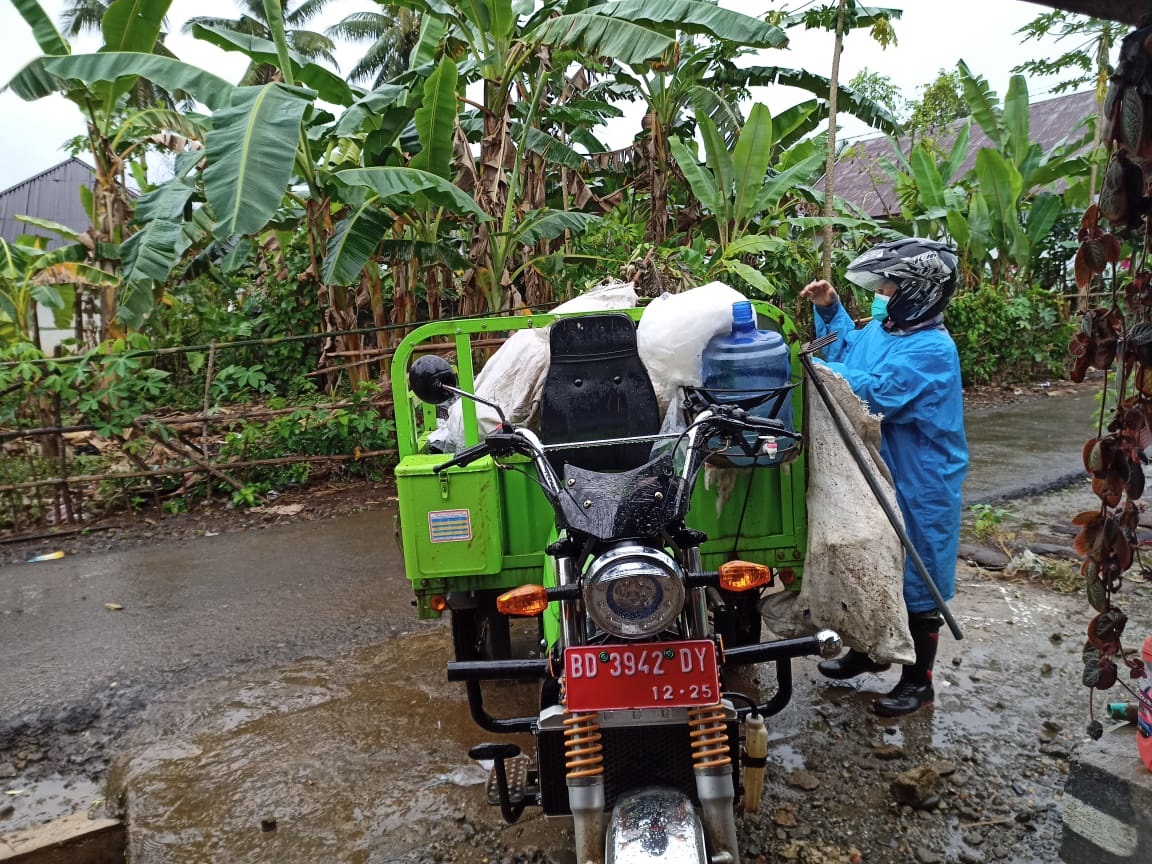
xmin=390 ymin=304 xmax=807 ymax=619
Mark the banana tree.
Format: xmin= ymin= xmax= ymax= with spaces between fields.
xmin=668 ymin=103 xmax=833 ymax=296
xmin=7 ymin=0 xmax=193 ymax=339
xmin=386 ymin=0 xmax=793 ymax=312
xmin=0 ymin=236 xmax=118 ymax=348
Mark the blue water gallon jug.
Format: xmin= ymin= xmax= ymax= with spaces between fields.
xmin=701 ymin=301 xmax=795 ymax=467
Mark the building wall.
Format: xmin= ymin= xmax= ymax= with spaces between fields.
xmin=0 ymin=158 xmax=95 ymax=248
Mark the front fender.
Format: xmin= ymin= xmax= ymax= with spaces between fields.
xmin=606 ymin=788 xmax=708 ymax=864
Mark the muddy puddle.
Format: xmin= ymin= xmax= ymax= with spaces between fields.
xmin=108 ymin=625 xmax=564 ymax=863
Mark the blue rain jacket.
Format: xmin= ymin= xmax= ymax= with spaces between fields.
xmin=814 ymin=301 xmax=968 ymax=613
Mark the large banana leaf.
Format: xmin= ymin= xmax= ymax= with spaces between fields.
xmin=335 ymin=84 xmax=408 ymax=135
xmin=531 ymin=14 xmax=677 ymax=67
xmin=722 ymin=66 xmax=902 ymax=135
xmin=513 ymin=209 xmax=599 ymax=246
xmin=203 ymin=83 xmax=314 ymax=239
xmin=5 ymin=58 xmax=62 ymax=101
xmin=337 ymin=167 xmax=489 ymax=219
xmin=15 ymin=215 xmax=81 ymax=241
xmin=10 ymin=0 xmax=69 ymax=57
xmin=322 ymin=201 xmax=394 ymax=285
xmin=731 ymin=103 xmax=774 ymax=227
xmin=974 ymin=148 xmax=1027 ymax=264
xmin=908 ymin=144 xmax=945 ymax=212
xmin=121 ymin=219 xmax=184 ymax=285
xmin=133 ymin=179 xmax=196 ymax=222
xmin=698 ymin=113 xmax=734 ymax=218
xmin=589 ymin=1 xmax=786 ymax=48
xmin=524 ymin=128 xmax=585 ymax=171
xmin=719 ymin=260 xmax=775 ymax=296
xmin=1025 ymin=193 xmax=1063 ymax=248
xmin=957 ymin=61 xmax=1002 ymax=145
xmin=101 ymin=0 xmax=170 ymax=54
xmin=1004 ymin=74 xmax=1030 ymax=167
xmin=192 ymin=25 xmax=353 ymax=106
xmin=754 ymin=146 xmax=826 ymax=214
xmin=410 ymin=57 xmax=458 ymax=179
xmin=378 ymin=239 xmax=470 ymax=271
xmin=409 ymin=14 xmax=446 ymax=69
xmin=668 ymin=136 xmax=720 ymax=216
xmin=489 ymin=0 xmax=517 ymax=42
xmin=41 ymin=53 xmax=235 ymax=110
xmin=771 ymin=100 xmax=825 ymax=151
xmin=942 ymin=119 xmax=971 ymax=185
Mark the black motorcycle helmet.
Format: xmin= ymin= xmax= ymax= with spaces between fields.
xmin=845 ymin=238 xmax=959 ymax=328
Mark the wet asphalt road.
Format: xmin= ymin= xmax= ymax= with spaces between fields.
xmin=0 ymin=511 xmax=412 ymax=733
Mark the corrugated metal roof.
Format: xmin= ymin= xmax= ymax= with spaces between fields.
xmin=0 ymin=158 xmax=95 ymax=250
xmin=831 ymin=90 xmax=1098 ymax=219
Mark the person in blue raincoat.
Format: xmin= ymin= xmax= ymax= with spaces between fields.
xmin=800 ymin=238 xmax=969 ymax=717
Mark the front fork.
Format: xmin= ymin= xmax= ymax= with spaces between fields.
xmin=561 ymin=542 xmax=739 ymax=864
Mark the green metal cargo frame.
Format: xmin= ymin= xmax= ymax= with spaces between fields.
xmin=390 ymin=302 xmax=807 ymax=618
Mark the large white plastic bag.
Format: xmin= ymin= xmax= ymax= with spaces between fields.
xmin=443 ymin=281 xmax=639 ymax=451
xmin=637 ymin=281 xmax=747 ymax=414
xmin=760 ymin=365 xmax=914 ymax=665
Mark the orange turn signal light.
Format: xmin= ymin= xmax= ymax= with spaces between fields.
xmin=429 ymin=595 xmax=448 ymax=612
xmin=496 ymin=584 xmax=549 ymax=616
xmin=718 ymin=560 xmax=773 ymax=592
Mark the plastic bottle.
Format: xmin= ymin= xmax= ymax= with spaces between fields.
xmin=1139 ymin=636 xmax=1152 ymax=770
xmin=1108 ymin=702 xmax=1139 ymax=723
xmin=701 ymin=301 xmax=794 ymax=467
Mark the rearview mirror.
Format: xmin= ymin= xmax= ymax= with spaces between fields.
xmin=408 ymin=355 xmax=457 ymax=405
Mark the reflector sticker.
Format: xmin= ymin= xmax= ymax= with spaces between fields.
xmin=428 ymin=509 xmax=472 ymax=543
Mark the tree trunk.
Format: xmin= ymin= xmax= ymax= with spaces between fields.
xmin=645 ymin=113 xmax=670 ymax=245
xmin=820 ymin=0 xmax=848 ymax=282
xmin=91 ymin=132 xmax=134 ymax=342
xmin=467 ymin=79 xmax=515 ymax=314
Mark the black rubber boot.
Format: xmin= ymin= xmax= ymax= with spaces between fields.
xmin=817 ymin=649 xmax=890 ymax=680
xmin=873 ymin=611 xmax=942 ymax=717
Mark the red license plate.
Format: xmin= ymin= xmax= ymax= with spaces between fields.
xmin=564 ymin=640 xmax=720 ymax=712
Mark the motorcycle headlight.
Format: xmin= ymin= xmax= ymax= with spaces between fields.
xmin=583 ymin=545 xmax=685 ymax=639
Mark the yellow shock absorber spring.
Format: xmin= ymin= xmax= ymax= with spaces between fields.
xmin=563 ymin=711 xmax=604 ymax=779
xmin=688 ymin=703 xmax=731 ymax=769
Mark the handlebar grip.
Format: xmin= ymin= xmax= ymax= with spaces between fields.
xmin=436 ymin=442 xmax=491 ymax=472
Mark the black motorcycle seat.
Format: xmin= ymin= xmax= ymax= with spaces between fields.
xmin=540 ymin=313 xmax=661 ymax=473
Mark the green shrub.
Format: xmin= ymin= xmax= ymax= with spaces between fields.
xmin=945 ymin=284 xmax=1072 ymax=385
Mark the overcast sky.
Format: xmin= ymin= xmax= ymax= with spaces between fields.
xmin=0 ymin=0 xmax=1082 ymax=192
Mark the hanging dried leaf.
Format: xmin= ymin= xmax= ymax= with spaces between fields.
xmin=1092 ymin=474 xmax=1124 ymax=507
xmin=1086 ymin=570 xmax=1109 ymax=612
xmin=1089 ymin=608 xmax=1128 ymax=653
xmin=1126 ymin=271 xmax=1152 ymax=313
xmin=1082 ymin=641 xmax=1104 ymax=686
xmin=1128 ymin=460 xmax=1146 ymax=499
xmin=1083 ymin=439 xmax=1103 ymax=474
xmin=1072 ymin=510 xmax=1103 ymax=527
xmin=1087 ymin=719 xmax=1104 ymax=740
xmin=1074 ymin=246 xmax=1094 ymax=291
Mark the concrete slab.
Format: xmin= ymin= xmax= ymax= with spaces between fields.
xmin=1061 ymin=723 xmax=1152 ymax=862
xmin=0 ymin=812 xmax=124 ymax=864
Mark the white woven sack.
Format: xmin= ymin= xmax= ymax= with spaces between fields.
xmin=761 ymin=365 xmax=914 ymax=665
